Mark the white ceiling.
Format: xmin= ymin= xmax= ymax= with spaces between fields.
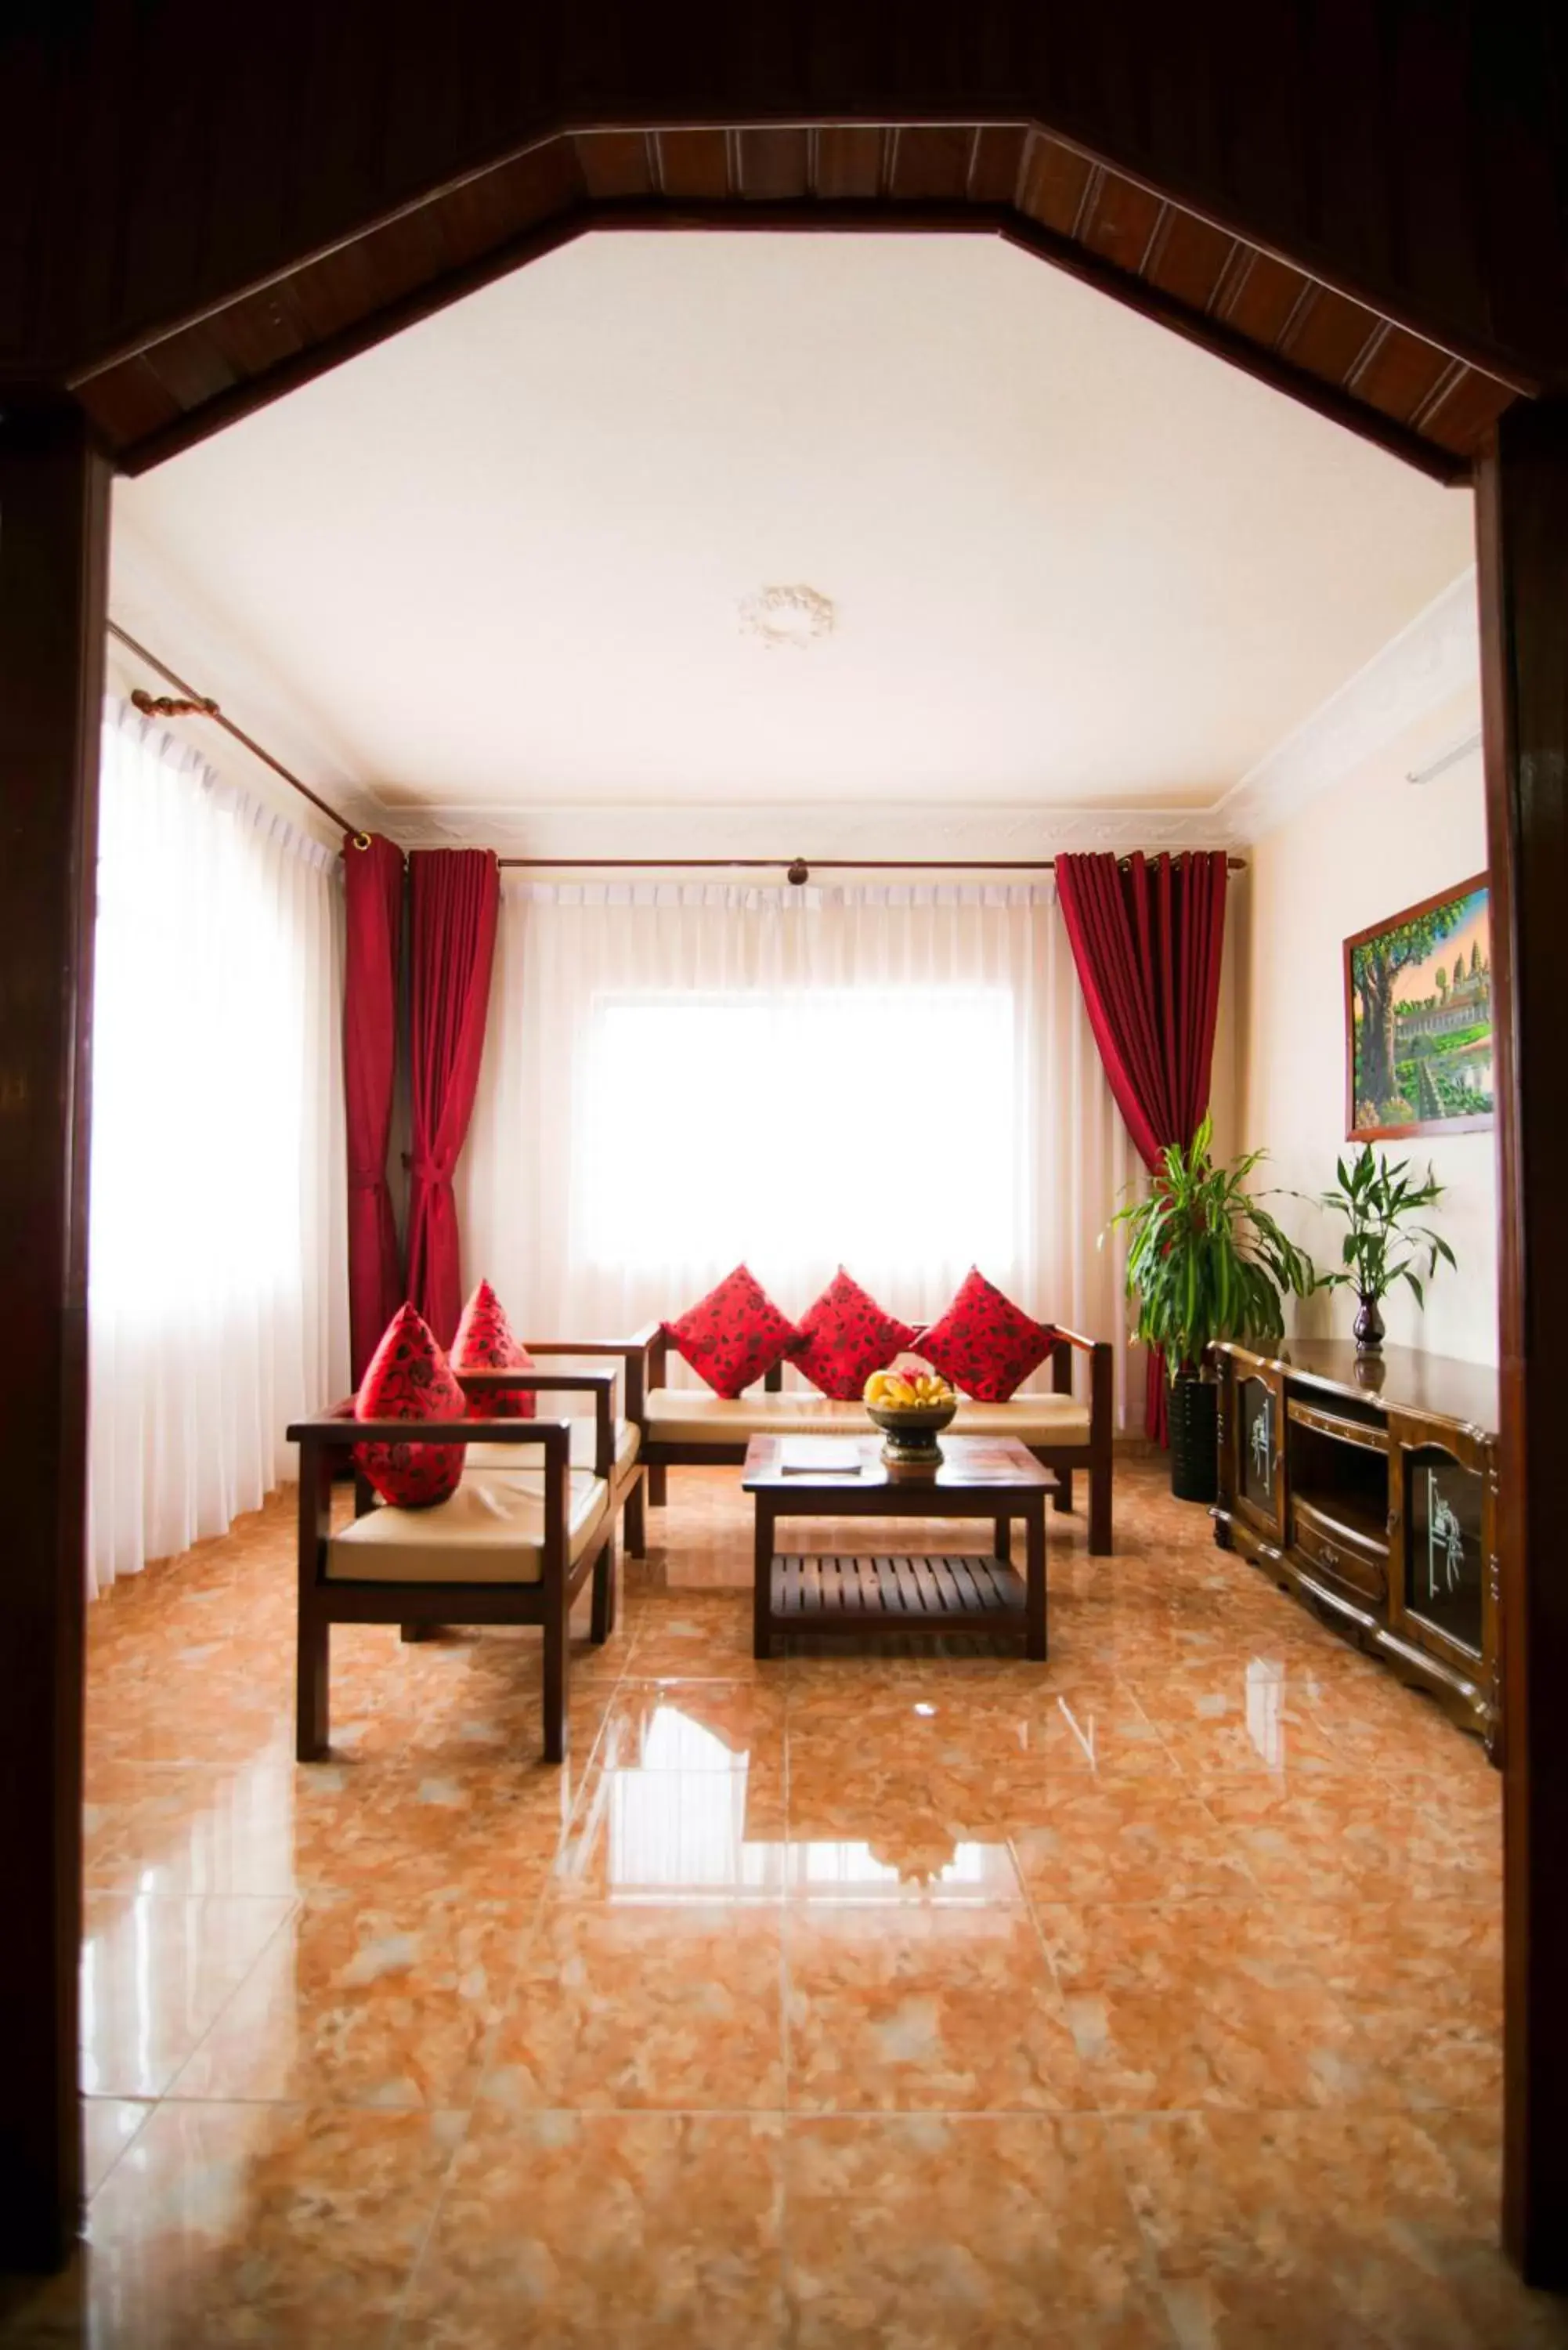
xmin=113 ymin=232 xmax=1475 ymax=830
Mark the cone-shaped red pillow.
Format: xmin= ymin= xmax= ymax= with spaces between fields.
xmin=451 ymin=1278 xmax=537 ymax=1419
xmin=352 ymin=1303 xmax=467 ymax=1507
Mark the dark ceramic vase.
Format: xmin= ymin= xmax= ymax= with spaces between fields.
xmin=1353 ymin=1290 xmax=1386 ymax=1354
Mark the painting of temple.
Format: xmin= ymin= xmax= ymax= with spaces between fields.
xmin=1345 ymin=877 xmax=1494 ymax=1141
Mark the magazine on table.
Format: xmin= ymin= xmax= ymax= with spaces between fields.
xmin=777 ymin=1437 xmax=867 ymax=1475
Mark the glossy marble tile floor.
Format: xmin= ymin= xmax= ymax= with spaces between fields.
xmin=5 ymin=1459 xmax=1564 ymax=2348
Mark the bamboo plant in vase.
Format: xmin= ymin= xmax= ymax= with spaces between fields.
xmin=1313 ymin=1146 xmax=1456 ymax=1354
xmin=1111 ymin=1115 xmax=1317 ymax=1504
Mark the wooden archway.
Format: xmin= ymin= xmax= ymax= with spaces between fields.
xmin=2 ymin=1 xmax=1565 ymax=2286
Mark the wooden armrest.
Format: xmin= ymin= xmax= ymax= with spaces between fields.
xmin=526 ymin=1328 xmax=658 ymax=1414
xmin=457 ymin=1365 xmax=618 ymax=1478
xmin=287 ymin=1413 xmax=574 ymax=1450
xmin=1050 ymin=1325 xmax=1100 ymax=1354
xmin=521 ymin=1329 xmax=657 ymax=1358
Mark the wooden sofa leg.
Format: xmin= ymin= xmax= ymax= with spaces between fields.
xmin=591 ymin=1534 xmax=617 ymax=1644
xmin=626 ymin=1471 xmax=647 ymax=1559
xmin=647 ymin=1461 xmax=667 ymax=1508
xmin=400 ymin=1622 xmax=433 ymax=1643
xmin=1054 ymin=1467 xmax=1075 ymax=1514
xmin=297 ymin=1609 xmax=330 ymax=1762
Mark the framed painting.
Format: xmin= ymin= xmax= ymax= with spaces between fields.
xmin=1343 ymin=873 xmax=1494 ymax=1141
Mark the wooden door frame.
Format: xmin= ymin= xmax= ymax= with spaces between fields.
xmin=0 ymin=402 xmax=109 ymax=2268
xmin=1 ymin=116 xmax=1563 ymax=2290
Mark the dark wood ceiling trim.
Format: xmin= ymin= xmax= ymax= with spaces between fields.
xmin=1411 ymin=354 xmax=1472 ymax=438
xmin=109 ymin=209 xmax=594 ymax=476
xmin=973 ymin=116 xmax=1546 ymax=400
xmin=48 ymin=108 xmax=1548 ymax=406
xmin=104 ymin=196 xmax=1483 ymax=486
xmin=993 ymin=214 xmax=1471 ymax=485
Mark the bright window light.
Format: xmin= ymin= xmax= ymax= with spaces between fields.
xmin=577 ymin=986 xmax=1016 ymax=1282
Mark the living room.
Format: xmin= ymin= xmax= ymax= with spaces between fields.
xmin=4 ymin=32 xmax=1566 ymax=2350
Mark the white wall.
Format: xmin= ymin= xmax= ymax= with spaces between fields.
xmin=1237 ymin=684 xmax=1498 ymax=1365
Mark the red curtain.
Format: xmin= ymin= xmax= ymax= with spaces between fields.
xmin=406 ymin=849 xmax=500 ymax=1347
xmin=342 ymin=832 xmax=406 ymax=1383
xmin=1055 ymin=850 xmax=1230 ymax=1444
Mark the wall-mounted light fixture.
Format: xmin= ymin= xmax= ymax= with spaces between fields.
xmin=1406 ymin=727 xmax=1482 ymax=788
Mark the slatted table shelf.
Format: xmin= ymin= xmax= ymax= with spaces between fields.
xmin=742 ymin=1433 xmax=1052 ymax=1660
xmin=771 ymin=1552 xmax=1027 ymax=1629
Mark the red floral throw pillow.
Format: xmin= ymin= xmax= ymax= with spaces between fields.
xmin=352 ymin=1303 xmax=468 ymax=1508
xmin=918 ymin=1268 xmax=1056 ymax=1403
xmin=451 ymin=1278 xmax=537 ymax=1419
xmin=663 ymin=1266 xmax=797 ymax=1398
xmin=789 ymin=1267 xmax=917 ymax=1401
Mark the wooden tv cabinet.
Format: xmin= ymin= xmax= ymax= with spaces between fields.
xmin=1211 ymin=1340 xmax=1501 ymax=1762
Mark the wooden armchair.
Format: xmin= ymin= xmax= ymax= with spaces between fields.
xmin=289 ymin=1365 xmax=624 ymax=1766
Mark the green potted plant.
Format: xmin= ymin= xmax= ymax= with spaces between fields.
xmin=1110 ymin=1114 xmax=1317 ymax=1503
xmin=1312 ymin=1145 xmax=1456 ymax=1353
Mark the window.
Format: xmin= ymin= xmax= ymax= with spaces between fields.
xmin=576 ymin=985 xmax=1017 ymax=1285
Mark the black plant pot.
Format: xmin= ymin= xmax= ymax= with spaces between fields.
xmin=1169 ymin=1374 xmax=1219 ymax=1505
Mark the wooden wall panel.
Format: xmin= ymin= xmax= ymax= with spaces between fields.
xmin=1016 ymin=136 xmax=1095 ymax=237
xmin=653 ymin=129 xmax=732 ymax=203
xmin=575 ymin=133 xmax=656 ymax=201
xmin=1078 ymin=175 xmax=1165 ymax=276
xmin=1215 ymin=249 xmax=1310 ymax=345
xmin=812 ymin=126 xmax=886 ymax=201
xmin=1143 ymin=211 xmax=1234 ymax=313
xmin=4 ymin=4 xmax=1565 ymax=392
xmin=1477 ymin=398 xmax=1568 ymax=2289
xmin=969 ymin=126 xmax=1029 ymax=206
xmin=0 ymin=403 xmax=109 ymax=2269
xmin=738 ymin=128 xmax=811 ymax=202
xmin=887 ymin=126 xmax=977 ymax=202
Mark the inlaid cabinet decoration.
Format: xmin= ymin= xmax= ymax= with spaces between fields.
xmin=1212 ymin=1342 xmax=1501 ymax=1761
xmin=1387 ymin=1408 xmax=1498 ymax=1756
xmin=1223 ymin=1348 xmax=1285 ymax=1546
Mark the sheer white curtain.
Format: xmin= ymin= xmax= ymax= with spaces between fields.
xmin=460 ymin=879 xmax=1141 ymax=1426
xmin=86 ymin=704 xmax=349 ymax=1596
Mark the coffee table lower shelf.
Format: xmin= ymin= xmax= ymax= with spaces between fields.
xmin=767 ymin=1551 xmax=1027 ymax=1641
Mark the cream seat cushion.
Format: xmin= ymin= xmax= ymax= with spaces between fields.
xmin=464 ymin=1417 xmax=641 ymax=1478
xmin=643 ymin=1390 xmax=1090 ymax=1446
xmin=326 ymin=1467 xmax=609 ymax=1583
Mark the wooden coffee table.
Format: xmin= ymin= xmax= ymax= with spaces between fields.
xmin=741 ymin=1432 xmax=1053 ymax=1660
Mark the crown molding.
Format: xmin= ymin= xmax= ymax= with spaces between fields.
xmin=386 ymin=798 xmax=1240 ymax=861
xmin=1219 ymin=568 xmax=1480 ymax=844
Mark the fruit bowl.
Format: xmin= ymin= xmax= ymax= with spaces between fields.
xmin=863 ymin=1369 xmax=958 ymax=1467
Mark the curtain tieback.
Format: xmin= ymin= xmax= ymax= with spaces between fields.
xmin=407 ymin=1156 xmax=448 ymax=1188
xmin=348 ymin=1170 xmax=389 ymax=1191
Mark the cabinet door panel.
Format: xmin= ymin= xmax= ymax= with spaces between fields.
xmin=1234 ymin=1361 xmax=1283 ymax=1535
xmin=1389 ymin=1412 xmax=1490 ymax=1668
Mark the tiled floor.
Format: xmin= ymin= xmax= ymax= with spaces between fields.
xmin=4 ymin=1459 xmax=1565 ymax=2347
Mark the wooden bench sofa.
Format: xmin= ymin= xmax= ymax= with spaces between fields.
xmin=634 ymin=1323 xmax=1115 ymax=1555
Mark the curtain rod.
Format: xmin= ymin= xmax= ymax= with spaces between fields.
xmin=498 ymin=854 xmax=1248 ymax=875
xmin=107 ymin=621 xmax=366 ymax=841
xmin=103 ymin=626 xmax=1247 ymax=875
